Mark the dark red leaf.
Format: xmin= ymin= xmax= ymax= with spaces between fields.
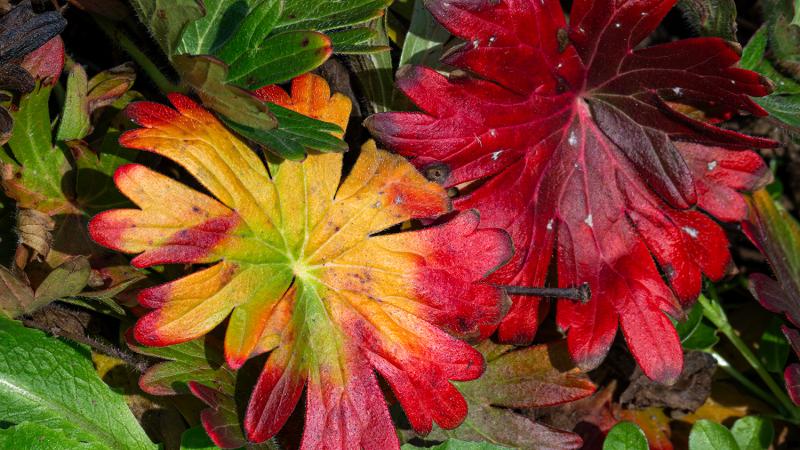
xmin=367 ymin=0 xmax=775 ymax=383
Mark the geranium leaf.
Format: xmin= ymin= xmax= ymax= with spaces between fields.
xmin=89 ymin=74 xmax=511 ymax=448
xmin=367 ymin=0 xmax=776 ymax=384
xmin=424 ymin=341 xmax=595 ymax=449
xmin=744 ymin=189 xmax=800 ymax=327
xmin=0 ymin=316 xmax=156 ymax=450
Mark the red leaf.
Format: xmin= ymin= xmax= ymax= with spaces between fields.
xmin=367 ymin=0 xmax=775 ymax=383
xmin=783 ymin=326 xmax=800 ymax=406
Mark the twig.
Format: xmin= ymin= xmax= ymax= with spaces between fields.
xmin=494 ymin=282 xmax=591 ymax=302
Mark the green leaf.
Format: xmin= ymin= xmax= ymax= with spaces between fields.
xmin=398 ymin=0 xmax=449 ymax=67
xmin=0 ymin=317 xmax=156 ymax=450
xmin=603 ymin=422 xmax=649 ymax=450
xmin=128 ymin=0 xmax=204 ymax=56
xmin=225 ymin=30 xmax=332 ymax=89
xmin=759 ymin=316 xmax=791 ymax=373
xmin=402 ymin=440 xmax=510 ymax=450
xmin=423 ymin=341 xmax=594 ymax=448
xmin=689 ymin=420 xmax=741 ymax=450
xmin=224 ymin=103 xmax=347 ymax=160
xmin=731 ymin=416 xmax=774 ymax=450
xmin=0 ymin=265 xmax=34 ymax=318
xmin=676 ymin=0 xmax=737 ymax=40
xmin=3 ymin=84 xmax=71 ymax=212
xmin=178 ymin=0 xmax=268 ymax=55
xmin=0 ymin=422 xmax=96 ymax=450
xmin=675 ymin=302 xmax=719 ymax=351
xmin=56 ymin=64 xmax=91 ymax=141
xmin=30 ymin=255 xmax=91 ymax=312
xmin=215 ymin=0 xmax=283 ymax=63
xmin=179 ymin=426 xmax=220 ymax=450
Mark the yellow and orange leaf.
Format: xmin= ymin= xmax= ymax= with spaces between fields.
xmin=89 ymin=74 xmax=511 ymax=448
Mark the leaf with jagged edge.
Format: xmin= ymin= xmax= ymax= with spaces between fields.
xmin=89 ymin=74 xmax=512 ymax=449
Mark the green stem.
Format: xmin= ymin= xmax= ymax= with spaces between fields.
xmin=93 ymin=17 xmax=181 ymax=95
xmin=698 ymin=294 xmax=800 ymax=419
xmin=711 ymin=351 xmax=775 ymax=406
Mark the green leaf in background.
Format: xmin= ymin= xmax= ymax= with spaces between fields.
xmin=0 ymin=317 xmax=157 ymax=450
xmin=348 ymin=17 xmax=396 ymax=113
xmin=29 ymin=255 xmax=91 ymax=313
xmin=741 ymin=27 xmax=800 ymax=130
xmin=0 ymin=265 xmax=34 ymax=318
xmin=603 ymin=422 xmax=649 ymax=450
xmin=759 ymin=316 xmax=790 ymax=373
xmin=56 ymin=64 xmax=91 ymax=141
xmin=126 ymin=334 xmax=246 ymax=448
xmin=180 ymin=426 xmax=220 ymax=450
xmin=421 ymin=341 xmax=595 ymax=449
xmin=402 ymin=439 xmax=509 ymax=450
xmin=743 ymin=188 xmax=800 ymax=329
xmin=1 ymin=83 xmax=71 ymax=213
xmin=675 ymin=302 xmax=720 ymax=351
xmin=676 ymin=0 xmax=737 ymax=40
xmin=128 ymin=0 xmax=204 ymax=56
xmin=689 ymin=420 xmax=741 ymax=450
xmin=398 ymin=0 xmax=449 ymax=67
xmin=0 ymin=422 xmax=96 ymax=450
xmin=730 ymin=416 xmax=774 ymax=450
xmin=761 ymin=0 xmax=800 ymax=76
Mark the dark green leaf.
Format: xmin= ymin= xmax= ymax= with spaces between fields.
xmin=676 ymin=302 xmax=719 ymax=351
xmin=0 ymin=317 xmax=156 ymax=449
xmin=348 ymin=17 xmax=395 ymax=113
xmin=689 ymin=420 xmax=741 ymax=450
xmin=603 ymin=422 xmax=649 ymax=450
xmin=731 ymin=416 xmax=774 ymax=450
xmin=179 ymin=426 xmax=220 ymax=450
xmin=759 ymin=317 xmax=790 ymax=373
xmin=215 ymin=0 xmax=283 ymax=64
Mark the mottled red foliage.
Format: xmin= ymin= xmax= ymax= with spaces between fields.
xmin=367 ymin=0 xmax=775 ymax=383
